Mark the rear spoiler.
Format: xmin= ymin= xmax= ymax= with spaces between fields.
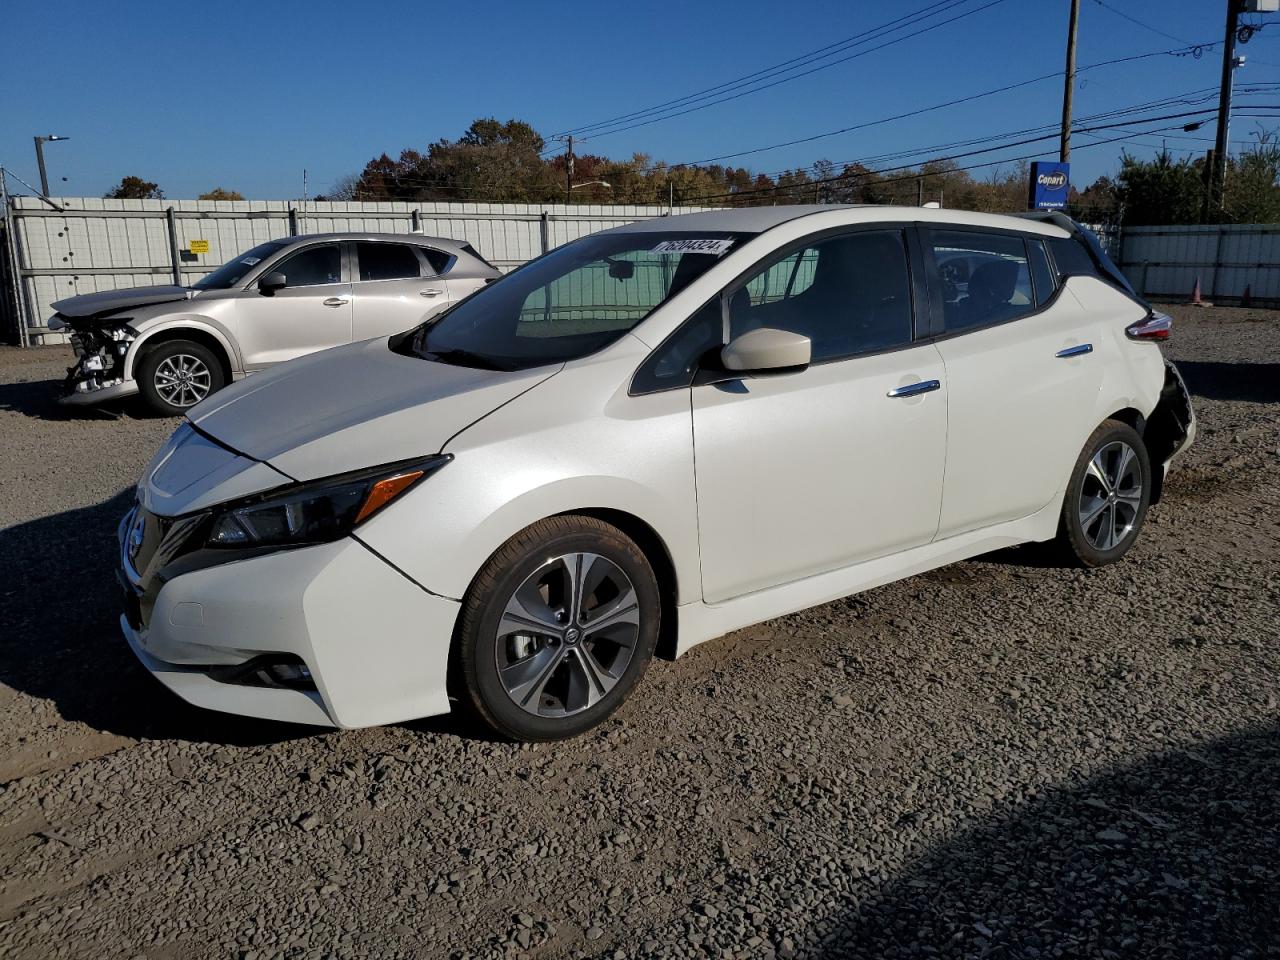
xmin=1013 ymin=211 xmax=1145 ymax=307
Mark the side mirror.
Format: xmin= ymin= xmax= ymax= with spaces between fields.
xmin=258 ymin=271 xmax=287 ymax=294
xmin=721 ymin=327 xmax=811 ymax=375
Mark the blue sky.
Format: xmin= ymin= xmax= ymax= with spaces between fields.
xmin=2 ymin=0 xmax=1277 ymax=201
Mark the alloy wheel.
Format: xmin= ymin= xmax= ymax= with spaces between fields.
xmin=1078 ymin=439 xmax=1143 ymax=551
xmin=495 ymin=552 xmax=641 ymax=718
xmin=153 ymin=354 xmax=213 ymax=407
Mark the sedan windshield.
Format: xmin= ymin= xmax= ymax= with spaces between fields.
xmin=394 ymin=231 xmax=753 ymax=370
xmin=192 ymin=240 xmax=289 ymax=290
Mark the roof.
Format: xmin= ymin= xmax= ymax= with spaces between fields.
xmin=277 ymin=232 xmax=475 ymax=252
xmin=604 ymin=204 xmax=1071 ymax=238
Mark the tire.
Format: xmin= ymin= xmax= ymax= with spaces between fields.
xmin=1055 ymin=419 xmax=1152 ymax=567
xmin=455 ymin=515 xmax=661 ymax=742
xmin=136 ymin=340 xmax=226 ymax=416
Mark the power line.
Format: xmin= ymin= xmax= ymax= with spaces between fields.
xmin=1091 ymin=0 xmax=1191 ymax=46
xmin=614 ymin=43 xmax=1233 ymax=178
xmin=551 ymin=0 xmax=975 ymax=140
xmin=671 ymin=108 xmax=1279 ymax=205
xmin=686 ymin=83 xmax=1278 ymax=182
xmin=550 ymin=0 xmax=1013 ymax=145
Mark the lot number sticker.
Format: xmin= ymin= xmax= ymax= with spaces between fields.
xmin=651 ymin=238 xmax=734 ymax=255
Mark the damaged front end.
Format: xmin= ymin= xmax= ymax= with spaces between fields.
xmin=56 ymin=315 xmax=139 ymax=404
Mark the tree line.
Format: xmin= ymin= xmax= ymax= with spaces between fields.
xmin=100 ymin=116 xmax=1279 ymax=226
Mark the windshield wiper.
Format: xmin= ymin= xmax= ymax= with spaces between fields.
xmin=423 ymin=348 xmax=511 ymax=371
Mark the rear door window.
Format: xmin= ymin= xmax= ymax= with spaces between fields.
xmin=929 ymin=230 xmax=1034 ymax=333
xmin=356 ymin=242 xmax=422 ymax=282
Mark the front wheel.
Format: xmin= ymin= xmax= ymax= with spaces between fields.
xmin=455 ymin=516 xmax=660 ymax=741
xmin=1055 ymin=419 xmax=1152 ymax=567
xmin=136 ymin=340 xmax=225 ymax=416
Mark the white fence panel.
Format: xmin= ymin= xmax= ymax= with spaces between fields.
xmin=1118 ymin=224 xmax=1280 ymax=305
xmin=8 ymin=197 xmax=719 ymax=342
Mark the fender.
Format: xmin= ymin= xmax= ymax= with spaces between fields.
xmin=359 ymin=471 xmax=700 ymax=607
xmin=124 ymin=316 xmax=243 ymax=380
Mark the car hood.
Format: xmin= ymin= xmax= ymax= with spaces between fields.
xmin=51 ymin=285 xmax=197 ymax=321
xmin=187 ymin=337 xmax=558 ymax=481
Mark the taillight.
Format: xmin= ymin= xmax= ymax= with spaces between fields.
xmin=1126 ymin=311 xmax=1171 ymax=341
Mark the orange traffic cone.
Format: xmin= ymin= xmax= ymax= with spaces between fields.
xmin=1241 ymin=284 xmax=1253 ymax=308
xmin=1189 ymin=276 xmax=1211 ymax=307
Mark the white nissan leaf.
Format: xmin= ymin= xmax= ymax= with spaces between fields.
xmin=118 ymin=206 xmax=1195 ymax=741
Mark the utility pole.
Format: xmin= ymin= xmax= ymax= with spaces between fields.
xmin=1060 ymin=0 xmax=1081 ymax=162
xmin=565 ymin=135 xmax=574 ymax=206
xmin=1210 ymin=0 xmax=1244 ymax=216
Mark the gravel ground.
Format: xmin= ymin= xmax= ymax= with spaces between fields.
xmin=1 ymin=304 xmax=1277 ymax=960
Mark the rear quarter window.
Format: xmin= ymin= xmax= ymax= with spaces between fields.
xmin=1048 ymin=237 xmax=1097 ymax=280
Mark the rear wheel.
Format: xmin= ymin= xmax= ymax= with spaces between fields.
xmin=137 ymin=340 xmax=225 ymax=416
xmin=1055 ymin=419 xmax=1151 ymax=567
xmin=455 ymin=516 xmax=660 ymax=741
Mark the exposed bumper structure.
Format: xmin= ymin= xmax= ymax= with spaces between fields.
xmin=60 ymin=379 xmax=140 ymax=405
xmin=119 ymin=517 xmax=461 ymax=728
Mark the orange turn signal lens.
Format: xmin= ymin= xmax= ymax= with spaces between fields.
xmin=355 ymin=470 xmax=425 ymax=524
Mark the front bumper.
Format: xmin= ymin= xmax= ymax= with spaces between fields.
xmin=60 ymin=379 xmax=140 ymax=405
xmin=118 ymin=520 xmax=462 ymax=728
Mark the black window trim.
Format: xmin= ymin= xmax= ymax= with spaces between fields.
xmin=629 ymin=222 xmax=928 ymax=396
xmin=917 ymin=223 xmax=1070 ymax=343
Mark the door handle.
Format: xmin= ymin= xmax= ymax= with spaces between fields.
xmin=887 ymin=379 xmax=941 ymax=398
xmin=420 ymin=288 xmax=445 ymax=298
xmin=322 ymin=297 xmax=349 ymax=307
xmin=1055 ymin=343 xmax=1093 ymax=358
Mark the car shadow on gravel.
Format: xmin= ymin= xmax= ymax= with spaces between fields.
xmin=0 ymin=488 xmax=314 ymax=747
xmin=804 ymin=722 xmax=1280 ymax=959
xmin=1175 ymin=360 xmax=1280 ymax=404
xmin=0 ymin=377 xmax=151 ymax=421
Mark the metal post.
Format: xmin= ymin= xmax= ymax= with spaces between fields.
xmin=411 ymin=209 xmax=421 ymax=232
xmin=1 ymin=168 xmax=28 ymax=347
xmin=668 ymin=180 xmax=674 ymax=215
xmin=1060 ymin=0 xmax=1080 ymax=162
xmin=165 ymin=207 xmax=181 ymax=286
xmin=539 ymin=210 xmax=550 ymax=255
xmin=917 ymin=178 xmax=923 ymax=206
xmin=34 ymin=137 xmax=50 ymax=197
xmin=289 ymin=207 xmax=299 ymax=237
xmin=1210 ymin=0 xmax=1243 ymax=217
xmin=1209 ymin=226 xmax=1229 ymax=300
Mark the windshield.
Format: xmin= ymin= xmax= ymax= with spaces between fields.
xmin=394 ymin=231 xmax=753 ymax=371
xmin=192 ymin=240 xmax=289 ymax=290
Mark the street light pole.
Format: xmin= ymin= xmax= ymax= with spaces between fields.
xmin=32 ymin=135 xmax=69 ymax=198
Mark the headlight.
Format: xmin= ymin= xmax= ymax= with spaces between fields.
xmin=207 ymin=454 xmax=451 ymax=548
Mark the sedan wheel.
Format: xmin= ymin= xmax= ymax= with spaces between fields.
xmin=457 ymin=516 xmax=660 ymax=741
xmin=1078 ymin=440 xmax=1144 ymax=551
xmin=496 ymin=552 xmax=641 ymax=718
xmin=1057 ymin=419 xmax=1152 ymax=567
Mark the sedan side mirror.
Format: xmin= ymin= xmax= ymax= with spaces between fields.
xmin=721 ymin=327 xmax=811 ymax=375
xmin=258 ymin=271 xmax=287 ymax=294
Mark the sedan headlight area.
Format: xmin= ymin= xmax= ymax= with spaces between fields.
xmin=207 ymin=454 xmax=452 ymax=549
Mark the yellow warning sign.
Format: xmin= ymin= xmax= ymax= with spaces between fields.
xmin=189 ymin=239 xmax=210 ymax=254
